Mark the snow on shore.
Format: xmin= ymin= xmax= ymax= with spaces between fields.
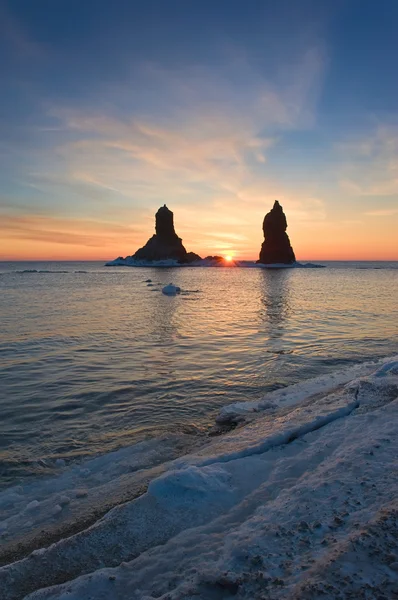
xmin=1 ymin=357 xmax=398 ymax=599
xmin=105 ymin=257 xmax=325 ymax=268
xmin=0 ymin=434 xmax=203 ymax=557
xmin=216 ymin=355 xmax=398 ymax=423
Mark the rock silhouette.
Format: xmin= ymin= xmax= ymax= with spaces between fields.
xmin=133 ymin=205 xmax=201 ymax=263
xmin=258 ymin=200 xmax=296 ymax=264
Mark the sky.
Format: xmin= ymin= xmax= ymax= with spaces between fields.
xmin=1 ymin=0 xmax=398 ymax=261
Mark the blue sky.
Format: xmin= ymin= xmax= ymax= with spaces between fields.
xmin=1 ymin=0 xmax=398 ymax=259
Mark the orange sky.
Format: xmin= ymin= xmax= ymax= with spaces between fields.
xmin=1 ymin=202 xmax=397 ymax=261
xmin=2 ymin=113 xmax=397 ymax=261
xmin=2 ymin=1 xmax=398 ymax=262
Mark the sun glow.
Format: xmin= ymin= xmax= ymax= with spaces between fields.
xmin=224 ymin=255 xmax=233 ymax=262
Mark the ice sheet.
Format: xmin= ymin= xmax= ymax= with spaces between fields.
xmin=1 ymin=359 xmax=397 ymax=599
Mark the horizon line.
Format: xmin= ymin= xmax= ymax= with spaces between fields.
xmin=1 ymin=258 xmax=398 ymax=263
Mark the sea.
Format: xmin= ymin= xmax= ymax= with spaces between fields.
xmin=0 ymin=260 xmax=397 ymax=490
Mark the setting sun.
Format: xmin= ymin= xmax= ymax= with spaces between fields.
xmin=224 ymin=255 xmax=233 ymax=262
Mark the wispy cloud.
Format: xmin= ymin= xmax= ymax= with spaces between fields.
xmin=38 ymin=49 xmax=325 ymax=218
xmin=338 ymin=126 xmax=398 ymax=197
xmin=364 ymin=208 xmax=398 ymax=217
xmin=0 ymin=213 xmax=139 ymax=248
xmin=2 ymin=44 xmax=331 ymax=258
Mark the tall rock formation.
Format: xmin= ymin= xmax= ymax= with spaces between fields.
xmin=258 ymin=200 xmax=296 ymax=264
xmin=133 ymin=205 xmax=201 ymax=263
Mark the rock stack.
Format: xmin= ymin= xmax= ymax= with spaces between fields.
xmin=258 ymin=200 xmax=296 ymax=264
xmin=133 ymin=205 xmax=201 ymax=263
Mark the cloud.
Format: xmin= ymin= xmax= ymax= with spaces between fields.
xmin=338 ymin=126 xmax=398 ymax=197
xmin=0 ymin=213 xmax=139 ymax=248
xmin=364 ymin=208 xmax=398 ymax=217
xmin=37 ymin=48 xmax=325 ymax=221
xmin=2 ymin=44 xmax=329 ymax=258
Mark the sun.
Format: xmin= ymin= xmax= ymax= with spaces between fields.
xmin=224 ymin=255 xmax=233 ymax=262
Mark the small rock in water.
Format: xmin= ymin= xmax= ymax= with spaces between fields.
xmin=162 ymin=283 xmax=181 ymax=296
xmin=145 ymin=279 xmax=152 ymax=283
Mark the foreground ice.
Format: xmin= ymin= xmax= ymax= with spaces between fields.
xmin=216 ymin=357 xmax=398 ymax=423
xmin=1 ymin=357 xmax=397 ymax=599
xmin=0 ymin=434 xmax=203 ymax=561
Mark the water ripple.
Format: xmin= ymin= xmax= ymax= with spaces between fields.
xmin=0 ymin=260 xmax=397 ymax=487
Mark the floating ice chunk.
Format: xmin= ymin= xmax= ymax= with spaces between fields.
xmin=25 ymin=500 xmax=40 ymax=511
xmin=50 ymin=505 xmax=62 ymax=517
xmin=58 ymin=495 xmax=71 ymax=506
xmin=162 ymin=284 xmax=181 ymax=295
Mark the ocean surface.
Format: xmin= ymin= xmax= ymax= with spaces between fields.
xmin=0 ymin=260 xmax=397 ymax=489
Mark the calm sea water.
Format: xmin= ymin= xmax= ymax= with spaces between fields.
xmin=0 ymin=261 xmax=397 ymax=488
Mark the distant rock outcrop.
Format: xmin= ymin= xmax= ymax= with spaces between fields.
xmin=204 ymin=255 xmax=225 ymax=263
xmin=133 ymin=205 xmax=201 ymax=263
xmin=258 ymin=200 xmax=296 ymax=264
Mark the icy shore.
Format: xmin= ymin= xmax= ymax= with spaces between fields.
xmin=1 ymin=357 xmax=397 ymax=599
xmin=105 ymin=257 xmax=325 ymax=268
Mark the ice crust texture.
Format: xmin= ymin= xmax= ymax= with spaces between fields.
xmin=0 ymin=357 xmax=397 ymax=600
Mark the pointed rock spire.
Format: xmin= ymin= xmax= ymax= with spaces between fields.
xmin=258 ymin=200 xmax=296 ymax=264
xmin=133 ymin=205 xmax=201 ymax=263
